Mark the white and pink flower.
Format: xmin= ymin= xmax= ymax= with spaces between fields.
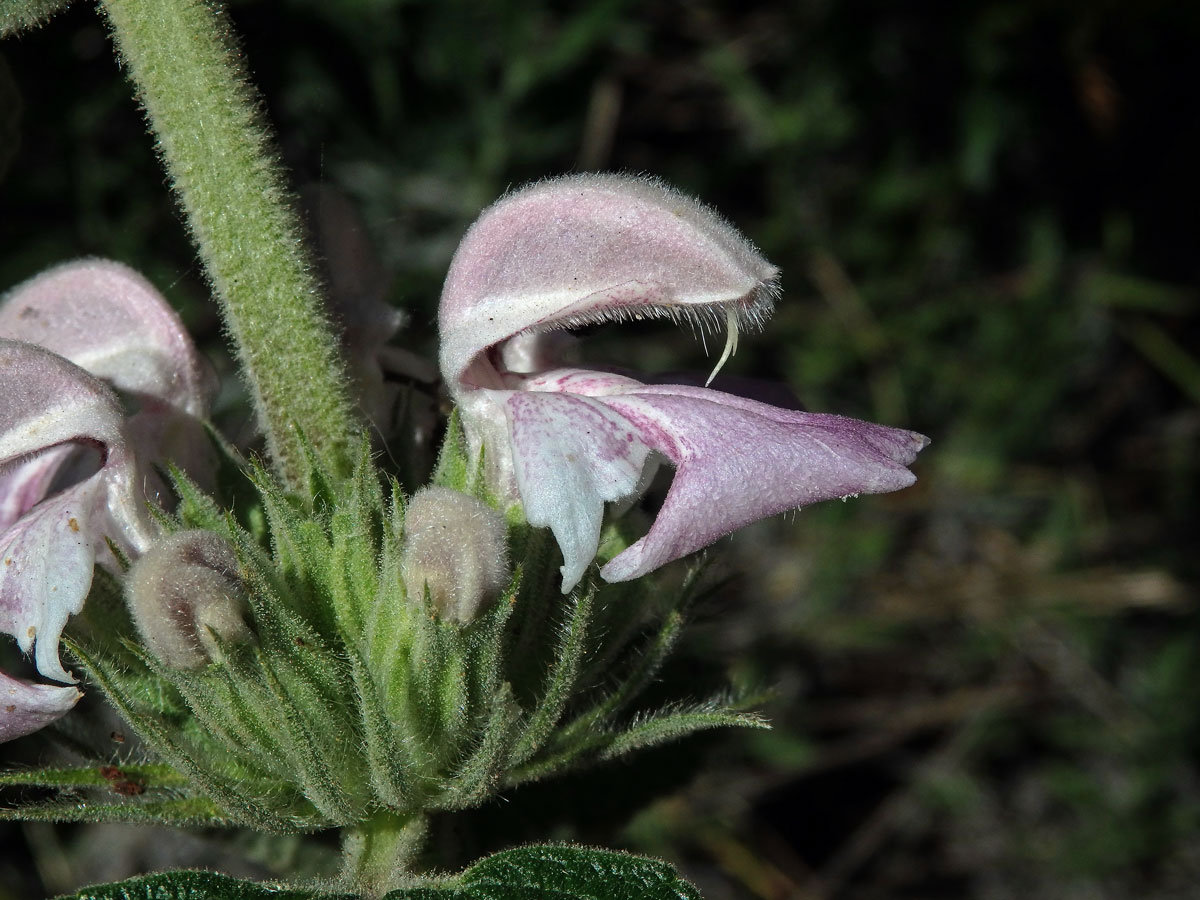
xmin=0 ymin=260 xmax=213 ymax=741
xmin=439 ymin=174 xmax=928 ymax=592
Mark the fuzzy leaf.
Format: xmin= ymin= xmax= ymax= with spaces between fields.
xmin=59 ymin=848 xmax=701 ymax=899
xmin=0 ymin=0 xmax=70 ymax=36
xmin=405 ymin=844 xmax=702 ymax=900
xmin=62 ymin=870 xmax=358 ymax=899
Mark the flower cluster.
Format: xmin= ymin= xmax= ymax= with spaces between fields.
xmin=0 ymin=260 xmax=212 ymax=741
xmin=1 ymin=174 xmax=927 ymax=749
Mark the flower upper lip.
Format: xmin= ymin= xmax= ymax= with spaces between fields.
xmin=440 ymin=173 xmax=780 ymax=394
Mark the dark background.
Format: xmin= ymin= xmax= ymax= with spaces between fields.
xmin=3 ymin=1 xmax=1200 ymax=897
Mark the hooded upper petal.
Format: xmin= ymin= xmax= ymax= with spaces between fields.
xmin=0 ymin=339 xmax=147 ymax=685
xmin=0 ymin=258 xmax=211 ymax=415
xmin=0 ymin=670 xmax=81 ymax=742
xmin=0 ymin=259 xmax=218 ymax=499
xmin=440 ymin=174 xmax=779 ymax=393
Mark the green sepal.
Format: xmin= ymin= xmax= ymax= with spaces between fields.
xmin=0 ymin=753 xmax=228 ymax=829
xmin=346 ymin=644 xmax=420 ymax=808
xmin=28 ymin=409 xmax=763 ymax=837
xmin=507 ymin=586 xmax=594 ymax=766
xmin=61 ymin=637 xmax=295 ymax=832
xmin=597 ymin=701 xmax=770 ymax=762
xmin=506 ymin=700 xmax=769 ymax=790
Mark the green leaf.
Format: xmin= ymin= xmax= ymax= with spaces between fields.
xmin=424 ymin=844 xmax=701 ymax=900
xmin=0 ymin=0 xmax=70 ymax=36
xmin=62 ymin=870 xmax=358 ymax=899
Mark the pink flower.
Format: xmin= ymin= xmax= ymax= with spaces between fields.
xmin=0 ymin=260 xmax=213 ymax=741
xmin=439 ymin=174 xmax=928 ymax=592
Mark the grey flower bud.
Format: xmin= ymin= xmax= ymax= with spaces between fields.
xmin=401 ymin=486 xmax=509 ymax=624
xmin=126 ymin=530 xmax=253 ymax=669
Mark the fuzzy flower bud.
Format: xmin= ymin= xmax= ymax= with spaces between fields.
xmin=126 ymin=530 xmax=253 ymax=669
xmin=401 ymin=487 xmax=510 ymax=624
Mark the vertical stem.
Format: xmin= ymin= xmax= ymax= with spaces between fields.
xmin=99 ymin=0 xmax=362 ymax=491
xmin=340 ymin=811 xmax=428 ymax=897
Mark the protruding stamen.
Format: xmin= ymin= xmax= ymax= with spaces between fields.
xmin=705 ymin=305 xmax=740 ymax=386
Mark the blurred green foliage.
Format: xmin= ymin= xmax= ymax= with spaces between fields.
xmin=3 ymin=0 xmax=1200 ymax=897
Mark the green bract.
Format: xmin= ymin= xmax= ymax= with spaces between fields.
xmin=3 ymin=417 xmax=763 ymax=891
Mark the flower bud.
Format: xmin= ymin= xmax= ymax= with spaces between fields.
xmin=126 ymin=530 xmax=253 ymax=669
xmin=400 ymin=487 xmax=509 ymax=624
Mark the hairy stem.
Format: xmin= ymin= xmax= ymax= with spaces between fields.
xmin=99 ymin=0 xmax=362 ymax=491
xmin=340 ymin=810 xmax=428 ymax=897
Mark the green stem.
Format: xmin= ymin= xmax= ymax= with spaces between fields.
xmin=340 ymin=810 xmax=428 ymax=897
xmin=98 ymin=0 xmax=362 ymax=491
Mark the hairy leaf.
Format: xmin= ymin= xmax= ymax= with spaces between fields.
xmin=63 ymin=870 xmax=357 ymax=899
xmin=0 ymin=0 xmax=69 ymax=36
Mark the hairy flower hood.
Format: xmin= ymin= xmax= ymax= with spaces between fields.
xmin=0 ymin=260 xmax=214 ymax=742
xmin=439 ymin=174 xmax=929 ymax=592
